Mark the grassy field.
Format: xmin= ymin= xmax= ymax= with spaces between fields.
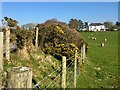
xmin=77 ymin=31 xmax=118 ymax=88
xmin=2 ymin=31 xmax=119 ymax=88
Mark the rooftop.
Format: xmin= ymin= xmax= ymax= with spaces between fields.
xmin=89 ymin=23 xmax=104 ymax=26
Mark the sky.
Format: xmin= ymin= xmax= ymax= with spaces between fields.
xmin=1 ymin=0 xmax=120 ymax=2
xmin=1 ymin=2 xmax=119 ymax=26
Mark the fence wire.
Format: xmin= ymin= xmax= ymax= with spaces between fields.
xmin=33 ymin=53 xmax=83 ymax=89
xmin=33 ymin=55 xmax=75 ymax=88
xmin=44 ymin=59 xmax=74 ymax=89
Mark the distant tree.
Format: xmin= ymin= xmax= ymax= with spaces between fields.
xmin=78 ymin=20 xmax=84 ymax=29
xmin=115 ymin=21 xmax=120 ymax=31
xmin=1 ymin=16 xmax=18 ymax=28
xmin=43 ymin=18 xmax=59 ymax=27
xmin=0 ymin=27 xmax=2 ymax=32
xmin=68 ymin=18 xmax=83 ymax=31
xmin=115 ymin=21 xmax=120 ymax=27
xmin=1 ymin=17 xmax=19 ymax=44
xmin=84 ymin=22 xmax=88 ymax=26
xmin=109 ymin=25 xmax=118 ymax=31
xmin=104 ymin=21 xmax=113 ymax=30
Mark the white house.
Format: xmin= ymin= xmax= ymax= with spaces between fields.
xmin=89 ymin=23 xmax=106 ymax=31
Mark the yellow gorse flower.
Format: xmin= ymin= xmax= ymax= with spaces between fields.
xmin=54 ymin=26 xmax=64 ymax=35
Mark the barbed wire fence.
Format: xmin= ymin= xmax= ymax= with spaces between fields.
xmin=45 ymin=58 xmax=75 ymax=89
xmin=33 ymin=55 xmax=74 ymax=88
xmin=1 ymin=27 xmax=86 ymax=89
xmin=32 ymin=48 xmax=86 ymax=89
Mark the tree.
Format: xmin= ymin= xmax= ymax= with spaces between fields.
xmin=1 ymin=17 xmax=35 ymax=51
xmin=104 ymin=21 xmax=113 ymax=30
xmin=115 ymin=22 xmax=120 ymax=27
xmin=1 ymin=17 xmax=19 ymax=44
xmin=110 ymin=25 xmax=118 ymax=31
xmin=0 ymin=27 xmax=2 ymax=32
xmin=68 ymin=18 xmax=83 ymax=31
xmin=115 ymin=21 xmax=120 ymax=31
xmin=1 ymin=17 xmax=18 ymax=28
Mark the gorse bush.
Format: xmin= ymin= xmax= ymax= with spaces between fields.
xmin=2 ymin=27 xmax=35 ymax=51
xmin=16 ymin=29 xmax=35 ymax=50
xmin=36 ymin=19 xmax=85 ymax=59
xmin=2 ymin=17 xmax=35 ymax=51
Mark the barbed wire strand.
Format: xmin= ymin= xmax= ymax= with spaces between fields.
xmin=50 ymin=62 xmax=73 ymax=88
xmin=33 ymin=55 xmax=75 ymax=88
xmin=44 ymin=60 xmax=74 ymax=89
xmin=52 ymin=56 xmax=81 ymax=88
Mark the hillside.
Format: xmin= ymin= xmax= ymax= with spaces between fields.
xmin=3 ymin=49 xmax=61 ymax=88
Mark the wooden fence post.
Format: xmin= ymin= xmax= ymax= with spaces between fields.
xmin=0 ymin=69 xmax=2 ymax=90
xmin=0 ymin=32 xmax=3 ymax=71
xmin=74 ymin=50 xmax=77 ymax=88
xmin=61 ymin=56 xmax=66 ymax=89
xmin=81 ymin=45 xmax=83 ymax=60
xmin=0 ymin=32 xmax=3 ymax=90
xmin=83 ymin=44 xmax=86 ymax=60
xmin=81 ymin=44 xmax=86 ymax=63
xmin=5 ymin=26 xmax=10 ymax=61
xmin=6 ymin=66 xmax=32 ymax=88
xmin=35 ymin=27 xmax=38 ymax=48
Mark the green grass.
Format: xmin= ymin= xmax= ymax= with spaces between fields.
xmin=2 ymin=31 xmax=119 ymax=88
xmin=3 ymin=49 xmax=61 ymax=88
xmin=77 ymin=31 xmax=118 ymax=88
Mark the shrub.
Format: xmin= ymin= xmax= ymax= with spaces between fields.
xmin=36 ymin=19 xmax=85 ymax=59
xmin=16 ymin=29 xmax=35 ymax=50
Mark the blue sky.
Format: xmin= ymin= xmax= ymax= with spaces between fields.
xmin=2 ymin=2 xmax=118 ymax=26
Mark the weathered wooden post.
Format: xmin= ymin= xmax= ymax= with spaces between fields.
xmin=0 ymin=69 xmax=2 ymax=90
xmin=61 ymin=56 xmax=66 ymax=89
xmin=83 ymin=44 xmax=86 ymax=60
xmin=81 ymin=45 xmax=83 ymax=61
xmin=5 ymin=26 xmax=10 ymax=61
xmin=80 ymin=44 xmax=86 ymax=75
xmin=0 ymin=32 xmax=3 ymax=71
xmin=35 ymin=27 xmax=38 ymax=48
xmin=81 ymin=44 xmax=86 ymax=64
xmin=0 ymin=32 xmax=3 ymax=90
xmin=74 ymin=50 xmax=77 ymax=88
xmin=6 ymin=66 xmax=32 ymax=88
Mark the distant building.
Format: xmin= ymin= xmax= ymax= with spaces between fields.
xmin=89 ymin=23 xmax=106 ymax=31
